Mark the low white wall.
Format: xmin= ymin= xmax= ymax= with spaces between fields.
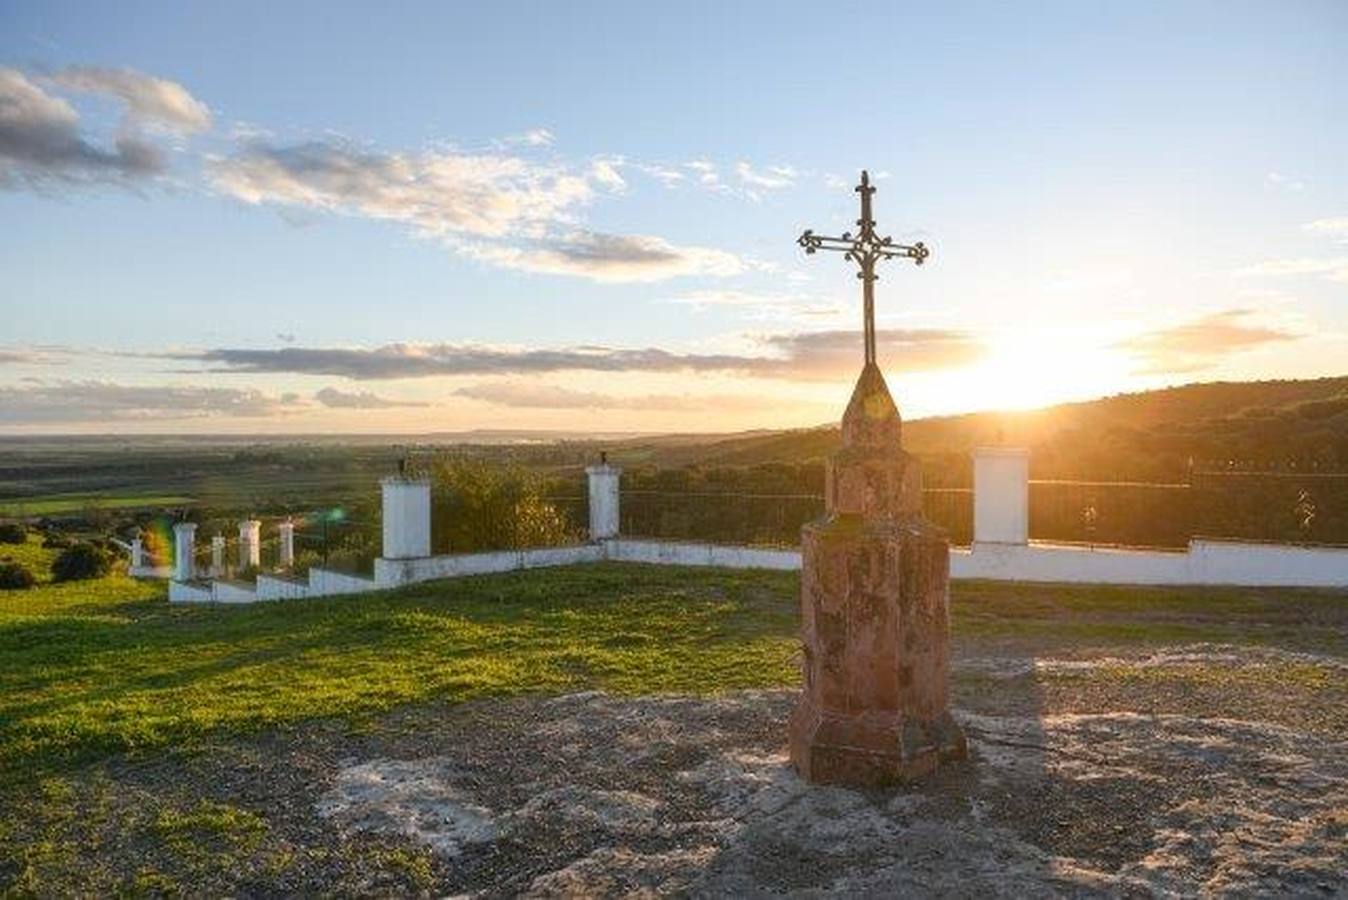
xmin=129 ymin=565 xmax=173 ymax=579
xmin=255 ymin=574 xmax=309 ymax=601
xmin=1189 ymin=539 xmax=1348 ymax=587
xmin=168 ymin=535 xmax=1348 ymax=605
xmin=955 ymin=542 xmax=1190 ymax=584
xmin=212 ymin=581 xmax=258 ymax=604
xmin=168 ymin=580 xmax=213 ymax=603
xmin=375 ymin=544 xmax=605 ymax=587
xmin=606 ymin=538 xmax=800 ymax=571
xmin=308 ymin=567 xmax=378 ymax=597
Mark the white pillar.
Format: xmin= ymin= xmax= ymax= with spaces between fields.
xmin=381 ymin=477 xmax=431 ymax=559
xmin=211 ymin=535 xmax=226 ymax=576
xmin=130 ymin=538 xmax=144 ymax=569
xmin=586 ymin=460 xmax=622 ymax=540
xmin=238 ymin=519 xmax=261 ymax=569
xmin=973 ymin=448 xmax=1030 ymax=546
xmin=173 ymin=522 xmax=197 ymax=581
xmin=278 ymin=519 xmax=295 ymax=568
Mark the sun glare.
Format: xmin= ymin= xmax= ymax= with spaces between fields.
xmin=930 ymin=331 xmax=1133 ymax=415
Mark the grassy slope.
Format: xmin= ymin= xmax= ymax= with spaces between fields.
xmin=634 ymin=375 xmax=1348 ymax=469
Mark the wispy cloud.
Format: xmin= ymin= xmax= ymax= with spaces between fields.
xmin=1265 ymin=171 xmax=1305 ymax=192
xmin=50 ymin=66 xmax=211 ymax=134
xmin=174 ymin=327 xmax=985 ymax=381
xmin=735 ymin=161 xmax=795 ymax=192
xmin=0 ymin=67 xmax=169 ymax=188
xmin=453 ymin=381 xmax=767 ymax=412
xmin=1236 ymin=256 xmax=1348 ymax=282
xmin=209 ymin=139 xmax=745 ymax=281
xmin=313 ymin=387 xmax=427 ymax=409
xmin=209 ymin=140 xmax=591 ymax=239
xmin=459 ymin=231 xmax=744 ymax=282
xmin=589 ymin=156 xmax=626 ymax=192
xmin=0 ymin=380 xmax=303 ymax=423
xmin=1117 ymin=309 xmax=1300 ymax=375
xmin=1303 ymin=217 xmax=1348 ymax=243
xmin=0 ymin=345 xmax=70 ymax=365
xmin=506 ymin=127 xmax=554 ymax=147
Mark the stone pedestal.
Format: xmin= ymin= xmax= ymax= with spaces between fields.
xmin=788 ymin=363 xmax=966 ymax=786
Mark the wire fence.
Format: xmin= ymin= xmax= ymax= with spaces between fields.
xmin=184 ymin=513 xmax=378 ymax=579
xmin=615 ymin=486 xmax=976 ymax=547
xmin=606 ymin=469 xmax=1347 ymax=550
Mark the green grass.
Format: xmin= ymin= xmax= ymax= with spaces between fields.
xmin=0 ymin=563 xmax=799 ymax=780
xmin=0 ymin=493 xmax=193 ymax=516
xmin=1 ymin=559 xmax=1344 ymax=787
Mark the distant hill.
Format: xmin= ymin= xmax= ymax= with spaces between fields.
xmin=624 ymin=376 xmax=1348 ymax=482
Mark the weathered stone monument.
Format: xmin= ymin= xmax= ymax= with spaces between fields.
xmin=788 ymin=172 xmax=966 ymax=785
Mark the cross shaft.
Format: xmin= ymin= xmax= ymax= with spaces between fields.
xmin=798 ymin=170 xmax=929 ymax=366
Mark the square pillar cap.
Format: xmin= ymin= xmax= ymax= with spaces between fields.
xmin=972 ymin=446 xmax=1030 ymax=458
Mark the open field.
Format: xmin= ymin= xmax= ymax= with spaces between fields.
xmin=2 ymin=553 xmax=1346 ymax=894
xmin=0 ymin=493 xmax=195 ymax=517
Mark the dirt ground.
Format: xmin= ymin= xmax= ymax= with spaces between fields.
xmin=4 ymin=639 xmax=1345 ymax=897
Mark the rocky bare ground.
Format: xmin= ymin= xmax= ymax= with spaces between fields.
xmin=5 ymin=643 xmax=1347 ymax=896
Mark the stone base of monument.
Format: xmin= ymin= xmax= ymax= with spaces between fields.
xmin=788 ymin=514 xmax=967 ymax=786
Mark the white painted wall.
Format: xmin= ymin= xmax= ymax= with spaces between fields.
xmin=973 ymin=448 xmax=1029 ymax=546
xmin=375 ymin=544 xmax=605 ymax=587
xmin=606 ymin=539 xmax=800 ymax=571
xmin=951 ymin=542 xmax=1191 ymax=584
xmin=255 ymin=574 xmax=308 ymax=601
xmin=586 ymin=463 xmax=622 ymax=540
xmin=1188 ymin=539 xmax=1348 ymax=587
xmin=307 ymin=567 xmax=378 ymax=596
xmin=381 ymin=477 xmax=431 ymax=560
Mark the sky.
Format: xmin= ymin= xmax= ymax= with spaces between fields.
xmin=1 ymin=0 xmax=1345 ymax=434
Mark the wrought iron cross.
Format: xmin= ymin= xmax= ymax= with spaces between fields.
xmin=798 ymin=170 xmax=929 ymax=366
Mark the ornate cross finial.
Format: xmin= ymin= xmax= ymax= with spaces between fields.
xmin=797 ymin=170 xmax=929 ymax=366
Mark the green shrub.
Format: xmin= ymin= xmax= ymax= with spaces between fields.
xmin=41 ymin=532 xmax=72 ymax=550
xmin=51 ymin=542 xmax=111 ymax=582
xmin=0 ymin=523 xmax=26 ymax=544
xmin=429 ymin=458 xmax=577 ymax=553
xmin=0 ymin=560 xmax=35 ymax=590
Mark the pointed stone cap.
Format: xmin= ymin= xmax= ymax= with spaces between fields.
xmin=841 ymin=362 xmax=902 ymax=450
xmin=825 ymin=362 xmax=921 ymax=518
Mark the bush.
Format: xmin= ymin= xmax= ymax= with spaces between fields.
xmin=429 ymin=458 xmax=578 ymax=553
xmin=51 ymin=542 xmax=111 ymax=582
xmin=41 ymin=532 xmax=71 ymax=550
xmin=0 ymin=560 xmax=35 ymax=590
xmin=0 ymin=523 xmax=26 ymax=544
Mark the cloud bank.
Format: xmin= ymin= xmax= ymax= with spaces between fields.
xmin=1118 ymin=309 xmax=1299 ymax=374
xmin=0 ymin=381 xmax=301 ymax=423
xmin=453 ymin=381 xmax=765 ymax=412
xmin=313 ymin=387 xmax=427 ymax=409
xmin=175 ymin=328 xmax=985 ymax=381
